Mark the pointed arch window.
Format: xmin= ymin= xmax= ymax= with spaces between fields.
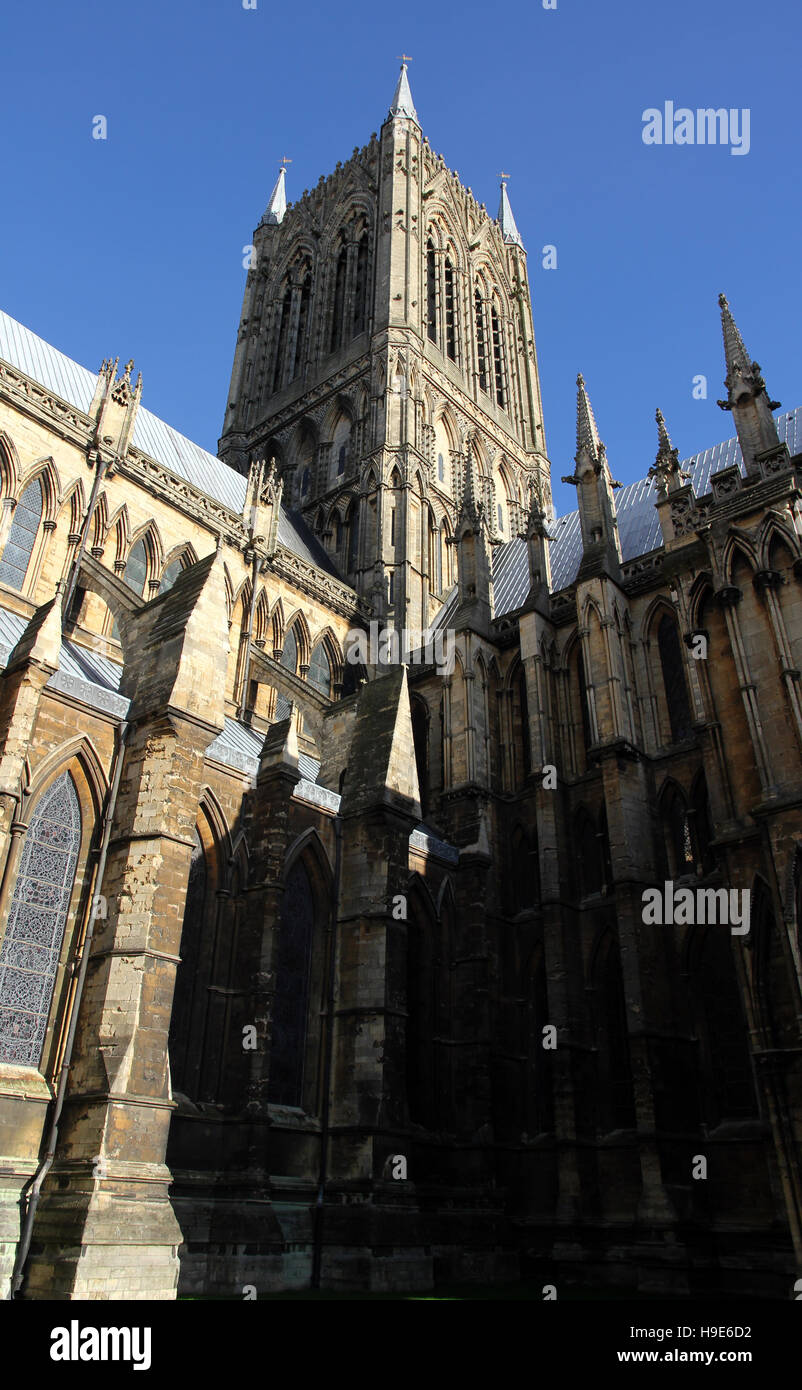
xmin=657 ymin=614 xmax=692 ymax=742
xmin=292 ymin=271 xmax=312 ymax=381
xmin=444 ymin=256 xmax=458 ymax=362
xmin=308 ymin=642 xmax=331 ymax=696
xmin=426 ymin=240 xmax=438 ymax=344
xmin=0 ymin=477 xmax=43 ymax=590
xmin=347 ymin=504 xmax=359 ymax=572
xmin=272 ymin=283 xmax=292 ymax=393
xmin=268 ymin=858 xmax=315 ymax=1106
xmin=281 ymin=625 xmax=298 ymax=674
xmin=517 ymin=668 xmax=531 ymax=778
xmin=352 ymin=233 xmax=369 ymax=336
xmin=578 ymin=811 xmax=603 ymax=897
xmin=168 ymin=829 xmax=207 ymax=1095
xmin=158 ymin=554 xmax=188 ymax=594
xmin=123 ymin=537 xmax=149 ymax=596
xmin=663 ymin=786 xmax=695 ymax=877
xmin=329 ymin=243 xmax=348 ymax=353
xmin=491 ymin=304 xmax=506 ymax=409
xmin=475 ymin=290 xmax=488 ymax=393
xmin=576 ymin=649 xmax=593 ymax=758
xmin=593 ymin=933 xmax=636 ymax=1131
xmin=690 ymin=926 xmax=757 ymax=1124
xmin=437 ymin=452 xmax=445 ymax=483
xmin=0 ymin=771 xmax=82 ymax=1067
xmin=690 ymin=774 xmax=715 ymax=875
xmin=411 ymin=697 xmax=429 ymax=818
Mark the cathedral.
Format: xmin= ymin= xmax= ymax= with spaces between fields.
xmin=0 ymin=63 xmax=800 ymax=1300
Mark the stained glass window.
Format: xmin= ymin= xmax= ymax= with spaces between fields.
xmin=268 ymin=859 xmax=315 ymax=1106
xmin=0 ymin=772 xmax=81 ymax=1067
xmin=0 ymin=478 xmax=43 ymax=590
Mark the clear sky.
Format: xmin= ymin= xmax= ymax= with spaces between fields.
xmin=2 ymin=0 xmax=800 ymax=517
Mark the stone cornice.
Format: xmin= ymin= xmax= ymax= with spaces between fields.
xmin=0 ymin=355 xmax=365 ymax=620
xmin=0 ymin=359 xmax=94 ymax=450
xmin=270 ymin=544 xmax=367 ymax=620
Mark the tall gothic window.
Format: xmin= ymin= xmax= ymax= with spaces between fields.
xmin=593 ymin=931 xmax=636 ymax=1131
xmin=444 ymin=257 xmax=458 ymax=362
xmin=690 ymin=925 xmax=757 ymax=1125
xmin=517 ymin=669 xmax=531 ymax=778
xmin=268 ymin=858 xmax=315 ymax=1106
xmin=329 ymin=244 xmax=348 ymax=353
xmin=159 ymin=555 xmax=186 ymax=594
xmin=475 ymin=290 xmax=488 ymax=393
xmin=292 ymin=271 xmax=312 ymax=381
xmin=657 ymin=614 xmax=692 ymax=743
xmin=281 ymin=625 xmax=298 ymax=674
xmin=308 ymin=642 xmax=331 ymax=696
xmin=353 ymin=233 xmax=368 ymax=336
xmin=411 ymin=697 xmax=429 ymax=817
xmin=169 ymin=830 xmax=207 ymax=1095
xmin=347 ymin=503 xmax=359 ymax=572
xmin=272 ymin=284 xmax=292 ymax=393
xmin=406 ymin=891 xmax=436 ymax=1128
xmin=663 ymin=785 xmax=695 ymax=877
xmin=578 ymin=810 xmax=603 ymax=897
xmin=112 ymin=534 xmax=150 ymax=640
xmin=690 ymin=773 xmax=715 ymax=875
xmin=122 ymin=537 xmax=148 ymax=596
xmin=0 ymin=772 xmax=82 ymax=1067
xmin=491 ymin=304 xmax=506 ymax=408
xmin=576 ymin=649 xmax=593 ymax=758
xmin=426 ymin=240 xmax=438 ymax=344
xmin=0 ymin=478 xmax=43 ymax=590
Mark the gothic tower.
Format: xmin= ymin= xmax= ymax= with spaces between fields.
xmin=219 ymin=63 xmax=552 ymax=634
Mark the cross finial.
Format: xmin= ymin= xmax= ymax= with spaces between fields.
xmin=397 ymin=53 xmax=413 ymax=64
xmin=280 ymin=156 xmax=292 ymax=169
xmin=499 ymin=170 xmax=510 ymax=182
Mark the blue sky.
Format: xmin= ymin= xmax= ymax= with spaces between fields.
xmin=1 ymin=0 xmax=800 ymax=517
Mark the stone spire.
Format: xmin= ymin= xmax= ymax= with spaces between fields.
xmin=261 ymin=166 xmax=287 ymax=226
xmin=562 ymin=374 xmax=622 ymax=577
xmin=716 ymin=292 xmax=782 ymax=475
xmin=575 ymin=372 xmax=601 ymax=462
xmin=497 ymin=177 xmax=524 ymax=249
xmin=648 ymin=408 xmax=688 ymax=498
xmin=389 ymin=60 xmax=418 ymax=122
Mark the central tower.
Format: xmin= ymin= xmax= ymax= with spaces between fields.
xmin=220 ymin=63 xmax=552 ymax=633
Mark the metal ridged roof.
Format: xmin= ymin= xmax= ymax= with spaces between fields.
xmin=0 ymin=605 xmax=123 ymax=692
xmin=492 ymin=406 xmax=802 ymax=616
xmin=0 ymin=311 xmax=97 ymax=412
xmin=277 ymin=508 xmax=340 ymax=576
